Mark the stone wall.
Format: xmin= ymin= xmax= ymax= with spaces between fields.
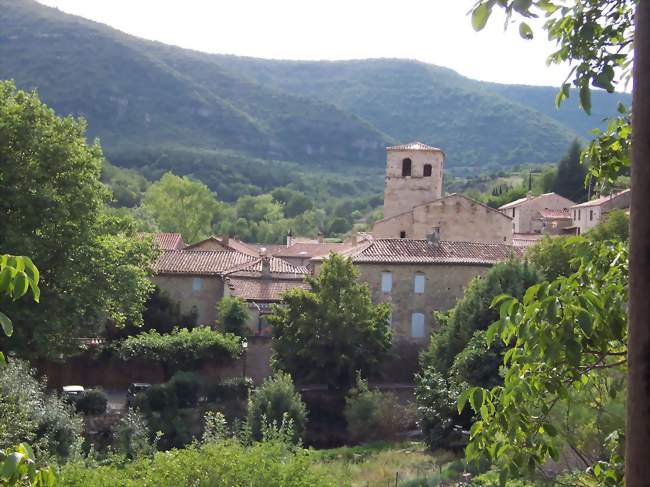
xmin=154 ymin=274 xmax=223 ymax=326
xmin=383 ymin=149 xmax=444 ymax=219
xmin=373 ymin=194 xmax=513 ymax=243
xmin=509 ymin=193 xmax=575 ymax=234
xmin=356 ymin=262 xmax=491 ymax=342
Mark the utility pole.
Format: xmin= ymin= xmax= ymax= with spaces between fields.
xmin=626 ymin=2 xmax=650 ymax=485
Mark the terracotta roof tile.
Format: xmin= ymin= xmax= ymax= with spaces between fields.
xmin=537 ymin=209 xmax=571 ymax=219
xmin=386 ymin=141 xmax=443 ymax=152
xmin=225 ymin=257 xmax=309 ymax=276
xmin=184 ymin=236 xmax=259 ymax=256
xmin=226 ymin=277 xmax=309 ymax=302
xmin=322 ymin=239 xmax=522 ymax=265
xmin=154 ymin=250 xmax=254 ymax=275
xmin=266 ymin=242 xmax=356 ymax=258
xmin=143 ymin=233 xmax=186 ymax=250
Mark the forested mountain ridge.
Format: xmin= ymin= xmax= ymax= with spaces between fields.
xmin=0 ymin=0 xmax=631 ymax=197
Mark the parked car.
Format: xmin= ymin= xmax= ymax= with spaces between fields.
xmin=126 ymin=382 xmax=151 ymax=407
xmin=61 ymin=385 xmax=85 ymax=403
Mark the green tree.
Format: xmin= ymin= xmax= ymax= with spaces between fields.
xmin=247 ymin=372 xmax=307 ymax=444
xmin=551 ymin=139 xmax=588 ymax=202
xmin=284 ymin=193 xmax=313 ymax=218
xmin=460 ymin=240 xmax=627 ymax=484
xmin=0 ymin=82 xmax=156 ymax=357
xmin=143 ymin=172 xmax=222 ymax=244
xmin=216 ymin=296 xmax=250 ymax=337
xmin=422 ymin=261 xmax=542 ymax=379
xmin=269 ymin=253 xmax=392 ymax=389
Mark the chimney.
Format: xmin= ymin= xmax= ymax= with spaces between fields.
xmin=427 ymin=227 xmax=440 ymax=244
xmin=286 ymin=228 xmax=294 ymax=248
xmin=261 ymin=255 xmax=271 ymax=279
xmin=222 ymin=234 xmax=230 ymax=247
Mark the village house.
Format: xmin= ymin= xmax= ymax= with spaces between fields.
xmin=498 ymin=192 xmax=575 ymax=234
xmin=569 ymin=189 xmax=631 ymax=235
xmin=152 ymin=247 xmax=308 ymax=328
xmin=532 ymin=208 xmax=574 ymax=235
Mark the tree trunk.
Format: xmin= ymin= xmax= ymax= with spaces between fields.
xmin=626 ymin=2 xmax=650 ymax=485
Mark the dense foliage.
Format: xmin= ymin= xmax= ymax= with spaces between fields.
xmin=344 ymin=375 xmax=410 ymax=443
xmin=116 ymin=327 xmax=242 ymax=374
xmin=142 ymin=172 xmax=222 ymax=243
xmin=59 ymin=439 xmax=336 ymax=486
xmin=269 ymin=254 xmax=392 ymax=388
xmin=460 ymin=240 xmax=628 ymax=484
xmin=248 ymin=372 xmax=308 ymax=444
xmin=0 ymin=359 xmax=82 ymax=463
xmin=551 ymin=139 xmax=589 ymax=202
xmin=216 ymin=296 xmax=250 ymax=336
xmin=422 ymin=261 xmax=542 ymax=380
xmin=0 ymin=81 xmax=157 ymax=357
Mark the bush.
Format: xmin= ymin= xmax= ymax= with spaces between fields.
xmin=205 ymin=377 xmax=253 ymax=402
xmin=115 ymin=410 xmax=155 ymax=459
xmin=248 ymin=372 xmax=307 ymax=444
xmin=169 ymin=371 xmax=201 ymax=408
xmin=0 ymin=358 xmax=82 ymax=462
xmin=117 ymin=327 xmax=243 ymax=374
xmin=216 ymin=296 xmax=250 ymax=336
xmin=137 ymin=383 xmax=177 ymax=413
xmin=59 ymin=439 xmax=337 ymax=486
xmin=75 ymin=389 xmax=108 ymax=415
xmin=415 ymin=368 xmax=472 ymax=451
xmin=344 ymin=375 xmax=412 ymax=443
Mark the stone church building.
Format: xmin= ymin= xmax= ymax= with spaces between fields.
xmin=373 ymin=142 xmax=513 ymax=243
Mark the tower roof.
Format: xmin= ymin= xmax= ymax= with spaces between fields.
xmin=386 ymin=141 xmax=443 ymax=152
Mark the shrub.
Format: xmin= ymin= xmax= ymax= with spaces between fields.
xmin=344 ymin=375 xmax=412 ymax=443
xmin=169 ymin=371 xmax=201 ymax=408
xmin=59 ymin=439 xmax=337 ymax=486
xmin=138 ymin=383 xmax=177 ymax=413
xmin=216 ymin=296 xmax=250 ymax=336
xmin=117 ymin=327 xmax=242 ymax=375
xmin=0 ymin=358 xmax=82 ymax=462
xmin=248 ymin=372 xmax=307 ymax=444
xmin=415 ymin=368 xmax=472 ymax=451
xmin=75 ymin=389 xmax=108 ymax=415
xmin=205 ymin=377 xmax=253 ymax=402
xmin=115 ymin=410 xmax=155 ymax=459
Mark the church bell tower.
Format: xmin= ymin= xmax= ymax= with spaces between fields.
xmin=382 ymin=141 xmax=445 ymax=219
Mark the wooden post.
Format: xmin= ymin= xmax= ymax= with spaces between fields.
xmin=626 ymin=2 xmax=650 ymax=485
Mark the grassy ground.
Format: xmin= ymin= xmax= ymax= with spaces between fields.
xmin=310 ymin=442 xmax=468 ymax=486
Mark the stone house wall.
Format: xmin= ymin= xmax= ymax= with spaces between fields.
xmin=383 ymin=149 xmax=444 ymax=219
xmin=505 ymin=193 xmax=575 ymax=234
xmin=571 ymin=191 xmax=631 ymax=235
xmin=355 ymin=262 xmax=491 ymax=342
xmin=373 ymin=194 xmax=513 ymax=243
xmin=154 ymin=274 xmax=223 ymax=326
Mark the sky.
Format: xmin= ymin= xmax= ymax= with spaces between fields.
xmin=36 ymin=0 xmax=569 ymax=87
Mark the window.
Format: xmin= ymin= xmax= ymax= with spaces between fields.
xmin=411 ymin=312 xmax=425 ymax=338
xmin=381 ymin=271 xmax=392 ymax=293
xmin=414 ymin=273 xmax=425 ymax=294
xmin=402 ymin=158 xmax=412 ymax=176
xmin=192 ymin=277 xmax=203 ymax=291
xmin=578 ymin=209 xmax=582 ymax=220
xmin=590 ymin=209 xmax=593 ymax=221
xmin=400 ymin=231 xmax=406 ymax=238
xmin=423 ymin=164 xmax=432 ymax=177
xmin=512 ymin=208 xmax=516 ymax=218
